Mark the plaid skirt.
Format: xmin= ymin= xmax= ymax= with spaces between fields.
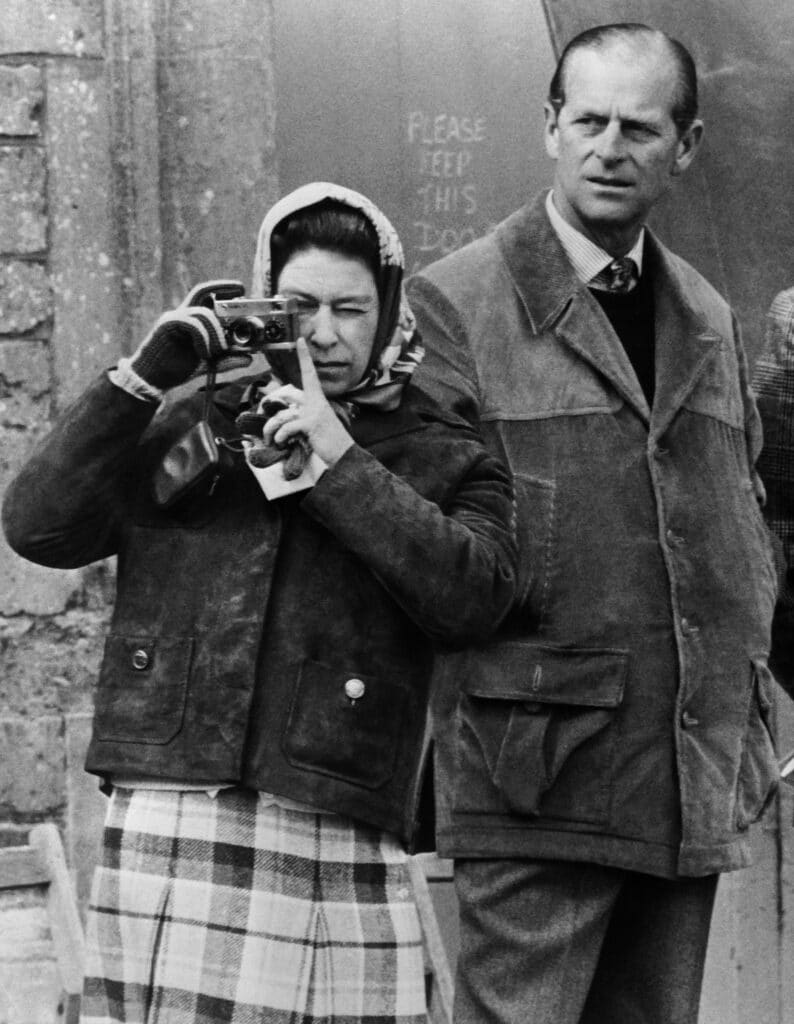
xmin=80 ymin=787 xmax=426 ymax=1023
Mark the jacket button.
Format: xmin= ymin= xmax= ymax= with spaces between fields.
xmin=666 ymin=528 xmax=682 ymax=546
xmin=681 ymin=710 xmax=699 ymax=729
xmin=131 ymin=648 xmax=150 ymax=671
xmin=344 ymin=678 xmax=366 ymax=701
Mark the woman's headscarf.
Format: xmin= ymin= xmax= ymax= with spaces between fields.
xmin=250 ymin=182 xmax=423 ymax=412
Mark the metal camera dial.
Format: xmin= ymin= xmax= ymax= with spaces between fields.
xmin=262 ymin=318 xmax=288 ymax=343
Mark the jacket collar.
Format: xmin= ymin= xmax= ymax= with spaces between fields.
xmin=495 ymin=194 xmax=722 ymax=432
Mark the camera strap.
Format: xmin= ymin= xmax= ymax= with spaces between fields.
xmin=201 ymin=361 xmax=217 ymax=422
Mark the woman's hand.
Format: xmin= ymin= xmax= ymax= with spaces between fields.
xmin=262 ymin=338 xmax=354 ymax=467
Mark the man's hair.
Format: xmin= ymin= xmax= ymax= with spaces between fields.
xmin=270 ymin=199 xmax=381 ymax=293
xmin=547 ymin=23 xmax=699 ymax=133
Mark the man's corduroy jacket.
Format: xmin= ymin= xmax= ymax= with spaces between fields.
xmin=408 ymin=193 xmax=781 ymax=877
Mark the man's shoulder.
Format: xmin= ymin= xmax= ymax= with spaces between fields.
xmin=651 ymin=237 xmax=734 ymax=331
xmin=768 ymin=286 xmax=794 ymax=322
xmin=412 ymin=194 xmax=547 ymax=295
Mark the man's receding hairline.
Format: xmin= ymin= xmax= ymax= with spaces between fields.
xmin=549 ymin=23 xmax=698 ymax=130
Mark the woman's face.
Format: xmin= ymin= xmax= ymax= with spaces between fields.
xmin=276 ymin=246 xmax=380 ymax=397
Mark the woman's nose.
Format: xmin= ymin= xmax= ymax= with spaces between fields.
xmin=305 ymin=306 xmax=336 ymax=349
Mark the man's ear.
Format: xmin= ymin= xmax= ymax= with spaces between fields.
xmin=672 ymin=118 xmax=704 ymax=177
xmin=544 ymin=102 xmax=561 ymax=159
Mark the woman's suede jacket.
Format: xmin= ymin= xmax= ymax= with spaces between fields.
xmin=2 ymin=372 xmax=516 ymax=846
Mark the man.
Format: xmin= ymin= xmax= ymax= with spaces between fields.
xmin=407 ymin=23 xmax=783 ymax=1024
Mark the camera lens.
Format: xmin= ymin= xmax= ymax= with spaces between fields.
xmin=231 ymin=319 xmax=254 ymax=346
xmin=263 ymin=319 xmax=286 ymax=342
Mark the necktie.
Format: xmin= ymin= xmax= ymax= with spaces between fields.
xmin=600 ymin=256 xmax=638 ymax=294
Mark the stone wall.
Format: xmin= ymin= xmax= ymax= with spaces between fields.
xmin=0 ymin=0 xmax=118 ymax=894
xmin=0 ymin=2 xmax=278 ymax=1016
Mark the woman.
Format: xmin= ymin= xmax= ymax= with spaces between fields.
xmin=2 ymin=183 xmax=516 ymax=1023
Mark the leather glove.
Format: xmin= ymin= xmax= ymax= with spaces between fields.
xmin=129 ymin=280 xmax=247 ymax=390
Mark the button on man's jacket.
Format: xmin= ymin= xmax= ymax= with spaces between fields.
xmin=407 ymin=193 xmax=780 ymax=877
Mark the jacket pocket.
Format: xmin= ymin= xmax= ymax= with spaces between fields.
xmin=454 ymin=643 xmax=627 ymax=825
xmin=735 ymin=658 xmax=779 ymax=831
xmin=283 ymin=658 xmax=410 ymax=790
xmin=93 ymin=635 xmax=193 ymax=744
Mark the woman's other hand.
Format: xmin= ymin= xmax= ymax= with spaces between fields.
xmin=263 ymin=338 xmax=354 ymax=467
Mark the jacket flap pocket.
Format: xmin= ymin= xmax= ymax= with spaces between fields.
xmin=462 ymin=642 xmax=628 ymax=707
xmin=94 ymin=635 xmax=193 ymax=744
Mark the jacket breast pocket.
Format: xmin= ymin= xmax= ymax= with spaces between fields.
xmin=283 ymin=658 xmax=410 ymax=790
xmin=454 ymin=643 xmax=627 ymax=826
xmin=93 ymin=635 xmax=193 ymax=744
xmin=735 ymin=658 xmax=779 ymax=831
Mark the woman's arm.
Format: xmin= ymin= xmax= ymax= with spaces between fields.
xmin=2 ymin=373 xmax=158 ymax=568
xmin=302 ymin=439 xmax=516 ymax=647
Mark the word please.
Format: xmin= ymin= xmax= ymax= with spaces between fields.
xmin=407 ymin=111 xmax=487 ymax=146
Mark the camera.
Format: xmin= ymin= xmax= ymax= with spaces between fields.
xmin=212 ymin=294 xmax=301 ymax=385
xmin=212 ymin=294 xmax=299 ymax=353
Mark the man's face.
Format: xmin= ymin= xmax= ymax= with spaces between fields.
xmin=544 ymin=40 xmax=703 ymax=253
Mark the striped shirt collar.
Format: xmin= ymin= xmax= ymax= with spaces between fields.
xmin=545 ymin=190 xmax=645 ymax=285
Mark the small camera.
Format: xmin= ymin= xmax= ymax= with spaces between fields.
xmin=212 ymin=294 xmax=298 ymax=353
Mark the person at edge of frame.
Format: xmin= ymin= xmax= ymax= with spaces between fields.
xmin=406 ymin=22 xmax=788 ymax=1024
xmin=1 ymin=182 xmax=517 ymax=1023
xmin=754 ymin=288 xmax=794 ymax=708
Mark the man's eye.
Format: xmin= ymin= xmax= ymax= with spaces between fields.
xmin=295 ymin=301 xmax=317 ymax=314
xmin=624 ymin=124 xmax=657 ymax=142
xmin=575 ymin=117 xmax=606 ymax=134
xmin=337 ymin=306 xmax=367 ymax=315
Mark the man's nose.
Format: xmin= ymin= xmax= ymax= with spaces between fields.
xmin=594 ymin=121 xmax=626 ymax=162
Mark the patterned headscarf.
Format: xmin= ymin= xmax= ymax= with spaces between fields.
xmin=251 ymin=182 xmax=423 ymax=412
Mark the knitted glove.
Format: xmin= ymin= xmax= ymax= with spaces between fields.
xmin=129 ymin=279 xmax=246 ymax=390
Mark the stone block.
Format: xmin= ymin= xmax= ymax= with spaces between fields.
xmin=0 ymin=65 xmax=43 ymax=136
xmin=0 ymin=715 xmax=65 ymax=815
xmin=0 ymin=148 xmax=46 ymax=254
xmin=0 ymin=0 xmax=103 ymax=58
xmin=0 ymin=891 xmax=60 ymax=1024
xmin=0 ymin=606 xmax=109 ymax=711
xmin=0 ymin=261 xmax=51 ymax=333
xmin=47 ymin=60 xmax=124 ymax=402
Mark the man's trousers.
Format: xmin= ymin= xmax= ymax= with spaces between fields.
xmin=453 ymin=858 xmax=718 ymax=1024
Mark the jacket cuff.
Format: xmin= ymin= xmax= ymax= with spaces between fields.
xmin=109 ymin=358 xmax=164 ymax=404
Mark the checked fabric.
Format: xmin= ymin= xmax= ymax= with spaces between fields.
xmin=80 ymin=787 xmax=426 ymax=1023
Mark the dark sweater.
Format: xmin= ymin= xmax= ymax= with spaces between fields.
xmin=590 ymin=271 xmax=655 ymax=405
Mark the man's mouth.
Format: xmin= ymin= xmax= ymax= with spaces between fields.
xmin=588 ymin=177 xmax=633 ymax=189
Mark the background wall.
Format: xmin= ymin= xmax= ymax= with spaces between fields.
xmin=0 ymin=1 xmax=793 ymax=1021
